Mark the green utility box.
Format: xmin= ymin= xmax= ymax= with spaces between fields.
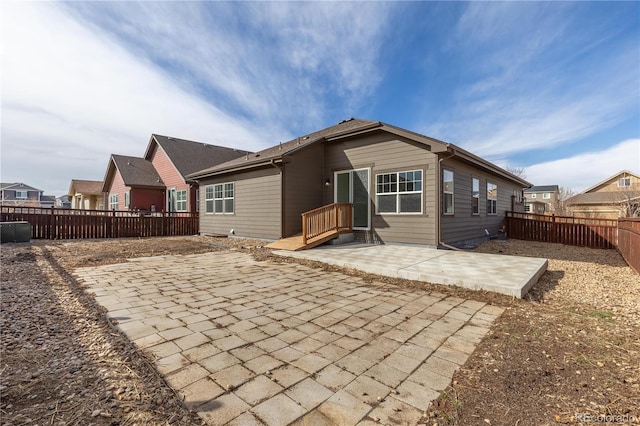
xmin=0 ymin=222 xmax=32 ymax=243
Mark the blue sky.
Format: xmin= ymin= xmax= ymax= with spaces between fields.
xmin=2 ymin=1 xmax=638 ymax=196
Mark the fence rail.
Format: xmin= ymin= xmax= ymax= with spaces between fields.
xmin=1 ymin=206 xmax=198 ymax=239
xmin=302 ymin=203 xmax=352 ymax=245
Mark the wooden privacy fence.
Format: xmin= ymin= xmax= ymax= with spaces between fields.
xmin=0 ymin=206 xmax=199 ymax=240
xmin=506 ymin=211 xmax=618 ymax=249
xmin=618 ymin=218 xmax=640 ymax=273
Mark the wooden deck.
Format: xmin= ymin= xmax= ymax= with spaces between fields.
xmin=265 ymin=230 xmax=340 ymax=251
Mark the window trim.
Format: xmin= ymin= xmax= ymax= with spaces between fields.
xmin=471 ymin=177 xmax=480 ymax=216
xmin=618 ymin=177 xmax=631 ymax=187
xmin=543 ymin=192 xmax=551 ymax=199
xmin=442 ymin=169 xmax=454 ymax=215
xmin=109 ymin=193 xmax=119 ymax=211
xmin=15 ymin=190 xmax=28 ymax=199
xmin=213 ymin=182 xmax=234 ymax=215
xmin=176 ymin=189 xmax=187 ymax=212
xmin=204 ymin=185 xmax=214 ymax=214
xmin=531 ymin=193 xmax=536 ymax=199
xmin=374 ymin=169 xmax=423 ymax=215
xmin=124 ymin=191 xmax=130 ymax=209
xmin=487 ymin=182 xmax=497 ymax=215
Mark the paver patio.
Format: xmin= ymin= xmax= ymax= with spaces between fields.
xmin=75 ymin=251 xmax=504 ymax=426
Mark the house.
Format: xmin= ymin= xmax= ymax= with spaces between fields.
xmin=0 ymin=182 xmax=45 ymax=207
xmin=524 ymin=185 xmax=559 ymax=214
xmin=68 ymin=179 xmax=105 ymax=210
xmin=56 ymin=195 xmax=72 ymax=208
xmin=40 ymin=195 xmax=56 ymax=208
xmin=102 ymin=135 xmax=247 ymax=212
xmin=567 ymin=170 xmax=640 ymax=219
xmin=142 ymin=135 xmax=248 ymax=213
xmin=188 ymin=118 xmax=530 ymax=247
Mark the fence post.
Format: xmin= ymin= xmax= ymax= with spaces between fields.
xmin=49 ymin=207 xmax=55 ymax=240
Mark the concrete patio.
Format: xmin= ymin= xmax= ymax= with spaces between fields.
xmin=75 ymin=251 xmax=505 ymax=426
xmin=274 ymin=243 xmax=548 ymax=298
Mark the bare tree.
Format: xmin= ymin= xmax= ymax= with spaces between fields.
xmin=505 ymin=165 xmax=527 ymax=180
xmin=555 ymin=186 xmax=576 ymax=216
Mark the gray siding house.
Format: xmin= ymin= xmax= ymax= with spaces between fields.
xmin=188 ymin=119 xmax=530 ymax=246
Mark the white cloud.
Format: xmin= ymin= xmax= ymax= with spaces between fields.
xmin=422 ymin=2 xmax=639 ymax=158
xmin=0 ymin=2 xmax=280 ymax=195
xmin=526 ymin=139 xmax=640 ymax=193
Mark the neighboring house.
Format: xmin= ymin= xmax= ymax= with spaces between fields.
xmin=524 ymin=185 xmax=559 ymax=214
xmin=567 ymin=170 xmax=640 ymax=219
xmin=0 ymin=182 xmax=44 ymax=207
xmin=68 ymin=179 xmax=105 ymax=210
xmin=102 ymin=155 xmax=165 ymax=211
xmin=188 ymin=118 xmax=530 ymax=246
xmin=143 ymin=134 xmax=247 ymax=213
xmin=40 ymin=195 xmax=56 ymax=208
xmin=56 ymin=195 xmax=72 ymax=208
xmin=102 ymin=135 xmax=247 ymax=212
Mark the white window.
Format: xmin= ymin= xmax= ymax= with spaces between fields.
xmin=525 ymin=204 xmax=531 ymax=212
xmin=15 ymin=190 xmax=28 ymax=199
xmin=124 ymin=191 xmax=130 ymax=208
xmin=531 ymin=193 xmax=537 ymax=199
xmin=618 ymin=177 xmax=631 ymax=187
xmin=176 ymin=189 xmax=187 ymax=212
xmin=375 ymin=170 xmax=422 ymax=214
xmin=214 ymin=182 xmax=234 ymax=214
xmin=109 ymin=194 xmax=118 ymax=210
xmin=487 ymin=182 xmax=497 ymax=215
xmin=195 ymin=189 xmax=200 ymax=212
xmin=543 ymin=192 xmax=551 ymax=199
xmin=472 ymin=178 xmax=480 ymax=215
xmin=205 ymin=185 xmax=214 ymax=213
xmin=442 ymin=169 xmax=454 ymax=215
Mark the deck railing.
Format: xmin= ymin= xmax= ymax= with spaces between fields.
xmin=0 ymin=206 xmax=198 ymax=240
xmin=302 ymin=203 xmax=352 ymax=245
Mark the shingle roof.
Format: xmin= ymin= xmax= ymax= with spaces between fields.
xmin=149 ymin=135 xmax=250 ymax=179
xmin=41 ymin=195 xmax=56 ymax=203
xmin=567 ymin=191 xmax=640 ymax=205
xmin=69 ymin=179 xmax=103 ymax=195
xmin=188 ymin=118 xmax=380 ymax=179
xmin=524 ymin=185 xmax=559 ymax=193
xmin=111 ymin=155 xmax=164 ymax=188
xmin=0 ymin=182 xmax=42 ymax=192
xmin=581 ymin=170 xmax=640 ymax=194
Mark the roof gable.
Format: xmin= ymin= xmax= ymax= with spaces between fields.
xmin=102 ymin=155 xmax=164 ymax=192
xmin=581 ymin=170 xmax=640 ymax=194
xmin=145 ymin=135 xmax=249 ymax=180
xmin=0 ymin=182 xmax=43 ymax=192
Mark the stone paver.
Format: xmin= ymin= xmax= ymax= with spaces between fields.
xmin=75 ymin=251 xmax=505 ymax=425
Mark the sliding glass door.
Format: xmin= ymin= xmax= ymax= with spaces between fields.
xmin=334 ymin=168 xmax=370 ymax=229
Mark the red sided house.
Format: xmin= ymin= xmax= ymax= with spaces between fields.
xmin=102 ymin=135 xmax=247 ymax=212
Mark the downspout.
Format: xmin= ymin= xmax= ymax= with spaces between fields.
xmin=270 ymin=159 xmax=285 ymax=238
xmin=437 ymin=149 xmax=456 ymax=248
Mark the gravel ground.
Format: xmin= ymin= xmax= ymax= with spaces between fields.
xmin=1 ymin=236 xmax=638 ymax=426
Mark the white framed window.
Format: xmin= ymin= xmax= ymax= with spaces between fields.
xmin=472 ymin=177 xmax=480 ymax=215
xmin=205 ymin=185 xmax=214 ymax=213
xmin=618 ymin=177 xmax=631 ymax=187
xmin=531 ymin=193 xmax=536 ymax=199
xmin=214 ymin=182 xmax=234 ymax=214
xmin=543 ymin=192 xmax=551 ymax=199
xmin=195 ymin=189 xmax=200 ymax=212
xmin=15 ymin=190 xmax=28 ymax=199
xmin=375 ymin=170 xmax=422 ymax=214
xmin=442 ymin=169 xmax=454 ymax=215
xmin=525 ymin=204 xmax=531 ymax=212
xmin=487 ymin=183 xmax=497 ymax=215
xmin=176 ymin=189 xmax=187 ymax=212
xmin=109 ymin=194 xmax=118 ymax=210
xmin=124 ymin=191 xmax=130 ymax=208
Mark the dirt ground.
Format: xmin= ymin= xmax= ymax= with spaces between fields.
xmin=1 ymin=236 xmax=638 ymax=425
